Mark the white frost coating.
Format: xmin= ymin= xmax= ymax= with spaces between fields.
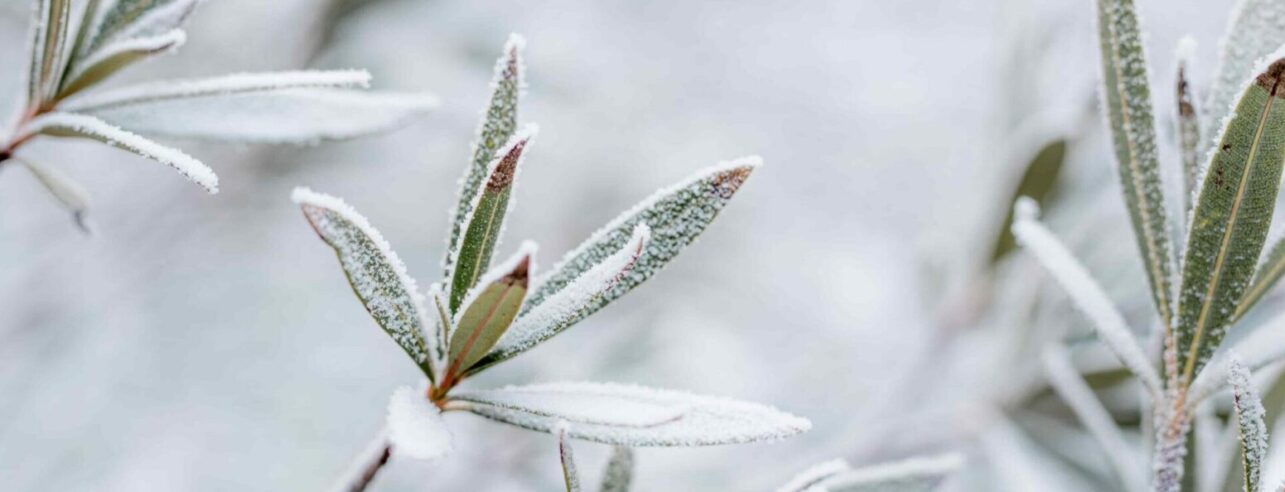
xmin=1042 ymin=347 xmax=1145 ymax=492
xmin=62 ymin=70 xmax=374 ymax=111
xmin=815 ymin=453 xmax=963 ymax=491
xmin=1012 ymin=201 xmax=1162 ymax=394
xmin=291 ymin=187 xmax=432 ymax=364
xmin=452 ymin=381 xmax=811 ymax=446
xmin=452 ymin=240 xmax=538 ymax=327
xmin=557 ymin=421 xmax=582 ymax=492
xmin=1204 ymin=0 xmax=1285 ymax=151
xmin=1176 ymin=35 xmax=1198 ymax=67
xmin=81 ymin=89 xmax=436 ymax=144
xmin=775 ymin=459 xmax=849 ymax=492
xmin=68 ymin=29 xmax=186 ymax=82
xmin=490 ymin=224 xmax=650 ymax=359
xmin=1228 ymin=353 xmax=1269 ymax=492
xmin=28 ymin=112 xmax=217 ymax=192
xmin=386 ymin=387 xmax=452 ymax=460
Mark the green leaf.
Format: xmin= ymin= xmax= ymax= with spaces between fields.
xmin=599 ymin=446 xmax=634 ymax=492
xmin=558 ymin=423 xmax=582 ymax=492
xmin=1176 ymin=57 xmax=1285 ymax=385
xmin=1203 ymin=0 xmax=1285 ymax=157
xmin=1228 ymin=355 xmax=1268 ymax=492
xmin=292 ymin=188 xmax=435 ymax=381
xmin=443 ymin=34 xmax=524 ymax=282
xmin=522 ymin=157 xmax=759 ymax=319
xmin=1176 ymin=37 xmax=1202 ymax=214
xmin=86 ymin=0 xmax=196 ymax=53
xmin=57 ymin=29 xmax=185 ymax=99
xmin=28 ymin=0 xmax=73 ymax=107
xmin=989 ymin=139 xmax=1065 ymax=264
xmin=1094 ymin=0 xmax=1176 ymax=329
xmin=17 ymin=157 xmax=91 ymax=233
xmin=445 ymin=246 xmax=531 ymax=382
xmin=1234 ymin=237 xmax=1285 ymax=324
xmin=447 ymin=129 xmax=535 ymax=312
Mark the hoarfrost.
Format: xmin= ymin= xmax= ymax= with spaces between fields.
xmin=386 ymin=386 xmax=452 ymax=460
xmin=28 ymin=112 xmax=217 ymax=192
xmin=1228 ymin=353 xmax=1268 ymax=492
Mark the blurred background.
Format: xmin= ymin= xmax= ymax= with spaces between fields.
xmin=0 ymin=0 xmax=1259 ymax=490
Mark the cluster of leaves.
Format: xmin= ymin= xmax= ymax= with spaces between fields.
xmin=295 ymin=35 xmax=810 ymax=488
xmin=1011 ymin=0 xmax=1285 ymax=490
xmin=3 ymin=0 xmax=434 ymax=230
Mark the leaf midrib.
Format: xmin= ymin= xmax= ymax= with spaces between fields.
xmin=1182 ymin=84 xmax=1279 ymax=387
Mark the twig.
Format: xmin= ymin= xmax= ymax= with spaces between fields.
xmin=329 ymin=426 xmax=391 ymax=492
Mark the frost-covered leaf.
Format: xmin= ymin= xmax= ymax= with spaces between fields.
xmin=1093 ymin=0 xmax=1176 ymax=328
xmin=17 ymin=157 xmax=91 ymax=233
xmin=68 ymin=84 xmax=436 ymax=144
xmin=1176 ymin=55 xmax=1285 ymax=385
xmin=1228 ymin=355 xmax=1268 ymax=492
xmin=445 ymin=244 xmax=532 ymax=382
xmin=29 ymin=112 xmax=216 ymax=192
xmin=450 ymin=382 xmax=810 ymax=447
xmin=386 ymin=386 xmax=451 ymax=460
xmin=1175 ymin=36 xmax=1202 ymax=213
xmin=1204 ymin=0 xmax=1285 ymax=155
xmin=522 ymin=157 xmax=758 ymax=323
xmin=781 ymin=454 xmax=963 ymax=492
xmin=599 ymin=446 xmax=634 ymax=492
xmin=469 ymin=224 xmax=650 ymax=376
xmin=558 ymin=422 xmax=582 ymax=492
xmin=28 ymin=0 xmax=74 ymax=106
xmin=1011 ymin=198 xmax=1162 ymax=394
xmin=57 ymin=29 xmax=186 ymax=98
xmin=444 ymin=34 xmax=524 ymax=281
xmin=989 ymin=139 xmax=1065 ymax=265
xmin=1042 ymin=346 xmax=1145 ymax=492
xmin=1235 ymin=236 xmax=1285 ymax=324
xmin=85 ymin=0 xmax=197 ymax=53
xmin=292 ymin=188 xmax=435 ymax=379
xmin=62 ymin=70 xmax=373 ymax=111
xmin=447 ymin=128 xmax=537 ymax=312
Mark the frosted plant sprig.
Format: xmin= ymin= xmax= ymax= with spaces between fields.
xmin=294 ymin=35 xmax=808 ymax=492
xmin=2 ymin=0 xmax=435 ymax=230
xmin=1011 ymin=1 xmax=1285 ymax=490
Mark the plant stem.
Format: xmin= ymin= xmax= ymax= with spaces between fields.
xmin=329 ymin=427 xmax=391 ymax=492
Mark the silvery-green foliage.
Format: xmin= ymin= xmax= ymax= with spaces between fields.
xmin=2 ymin=0 xmax=433 ymax=228
xmin=776 ymin=454 xmax=963 ymax=492
xmin=1228 ymin=355 xmax=1268 ymax=492
xmin=296 ymin=34 xmax=804 ymax=490
xmin=599 ymin=446 xmax=634 ymax=492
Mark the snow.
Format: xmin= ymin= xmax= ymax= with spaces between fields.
xmin=524 ymin=156 xmax=760 ymax=318
xmin=27 ymin=112 xmax=217 ymax=193
xmin=291 ymin=187 xmax=431 ymax=366
xmin=1012 ymin=197 xmax=1162 ymax=394
xmin=386 ymin=386 xmax=452 ymax=460
xmin=556 ymin=421 xmax=582 ymax=492
xmin=488 ymin=224 xmax=649 ymax=361
xmin=1227 ymin=353 xmax=1268 ymax=492
xmin=450 ymin=381 xmax=811 ymax=447
xmin=62 ymin=70 xmax=375 ymax=111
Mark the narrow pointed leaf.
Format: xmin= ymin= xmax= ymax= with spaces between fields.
xmin=798 ymin=454 xmax=963 ymax=492
xmin=1176 ymin=56 xmax=1285 ymax=385
xmin=776 ymin=459 xmax=849 ymax=492
xmin=447 ymin=129 xmax=536 ymax=312
xmin=62 ymin=70 xmax=374 ymax=111
xmin=1204 ymin=0 xmax=1285 ymax=155
xmin=451 ymin=382 xmax=811 ymax=447
xmin=599 ymin=446 xmax=634 ymax=492
xmin=469 ymin=224 xmax=649 ymax=375
xmin=558 ymin=422 xmax=582 ymax=492
xmin=29 ymin=112 xmax=217 ymax=193
xmin=1176 ymin=36 xmax=1202 ymax=213
xmin=57 ymin=29 xmax=186 ymax=98
xmin=291 ymin=188 xmax=435 ymax=381
xmin=1094 ymin=0 xmax=1176 ymax=328
xmin=86 ymin=0 xmax=197 ymax=53
xmin=444 ymin=34 xmax=524 ymax=280
xmin=989 ymin=139 xmax=1066 ymax=264
xmin=523 ymin=157 xmax=759 ymax=318
xmin=444 ymin=245 xmax=532 ymax=382
xmin=1228 ymin=355 xmax=1268 ymax=492
xmin=1042 ymin=346 xmax=1145 ymax=492
xmin=29 ymin=0 xmax=73 ymax=106
xmin=1236 ymin=237 xmax=1285 ymax=323
xmin=17 ymin=157 xmax=91 ymax=233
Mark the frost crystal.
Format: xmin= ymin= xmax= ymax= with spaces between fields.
xmin=451 ymin=381 xmax=811 ymax=447
xmin=386 ymin=386 xmax=452 ymax=461
xmin=292 ymin=188 xmax=432 ymax=368
xmin=29 ymin=112 xmax=218 ymax=192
